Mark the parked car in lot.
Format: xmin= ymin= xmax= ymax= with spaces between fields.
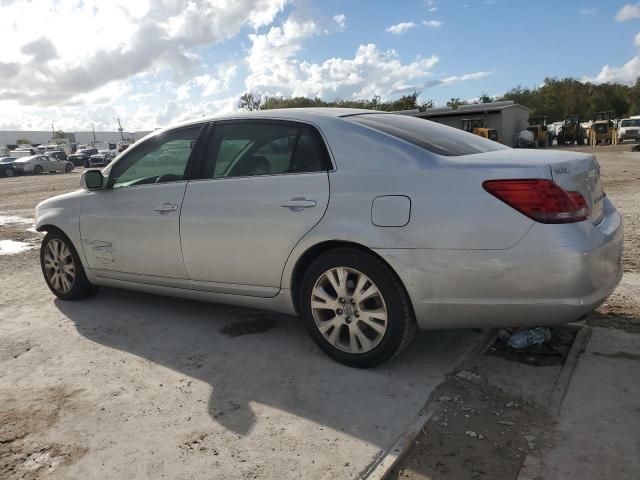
xmin=0 ymin=157 xmax=17 ymax=177
xmin=45 ymin=150 xmax=68 ymax=161
xmin=617 ymin=118 xmax=640 ymax=143
xmin=88 ymin=149 xmax=116 ymax=167
xmin=13 ymin=154 xmax=74 ymax=174
xmin=35 ymin=109 xmax=623 ymax=367
xmin=68 ymin=148 xmax=98 ymax=167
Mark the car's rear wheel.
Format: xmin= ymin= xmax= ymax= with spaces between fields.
xmin=40 ymin=231 xmax=98 ymax=300
xmin=64 ymin=163 xmax=73 ymax=173
xmin=300 ymin=248 xmax=416 ymax=368
xmin=33 ymin=165 xmax=43 ymax=175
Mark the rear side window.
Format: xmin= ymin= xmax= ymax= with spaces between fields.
xmin=345 ymin=113 xmax=509 ymax=156
xmin=206 ymin=122 xmax=328 ymax=178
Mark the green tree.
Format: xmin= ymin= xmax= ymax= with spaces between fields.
xmin=16 ymin=138 xmax=31 ymax=145
xmin=238 ymin=92 xmax=263 ymax=111
xmin=446 ymin=97 xmax=467 ymax=109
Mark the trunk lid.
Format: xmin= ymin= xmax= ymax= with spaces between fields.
xmin=444 ymin=149 xmax=605 ymax=225
xmin=549 ymin=154 xmax=604 ymax=224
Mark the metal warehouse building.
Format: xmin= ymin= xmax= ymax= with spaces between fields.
xmin=400 ymin=101 xmax=530 ymax=148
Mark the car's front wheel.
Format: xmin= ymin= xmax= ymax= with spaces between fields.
xmin=300 ymin=248 xmax=416 ymax=368
xmin=64 ymin=163 xmax=73 ymax=173
xmin=3 ymin=167 xmax=14 ymax=177
xmin=33 ymin=165 xmax=43 ymax=175
xmin=40 ymin=231 xmax=98 ymax=300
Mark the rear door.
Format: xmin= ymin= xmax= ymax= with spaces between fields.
xmin=180 ymin=120 xmax=331 ymax=297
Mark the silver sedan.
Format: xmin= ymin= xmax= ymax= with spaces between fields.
xmin=13 ymin=154 xmax=74 ymax=175
xmin=35 ymin=109 xmax=623 ymax=367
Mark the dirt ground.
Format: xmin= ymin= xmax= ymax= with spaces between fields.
xmin=389 ymin=143 xmax=640 ymax=480
xmin=1 ymin=143 xmax=639 ymax=480
xmin=0 ymin=170 xmax=484 ymax=479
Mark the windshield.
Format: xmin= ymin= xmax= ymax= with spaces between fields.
xmin=345 ymin=113 xmax=509 ymax=156
xmin=621 ymin=119 xmax=640 ymax=127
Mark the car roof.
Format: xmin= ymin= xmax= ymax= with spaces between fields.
xmin=172 ymin=108 xmax=383 ymax=130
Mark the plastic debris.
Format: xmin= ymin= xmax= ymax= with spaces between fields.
xmin=507 ymin=327 xmax=551 ymax=349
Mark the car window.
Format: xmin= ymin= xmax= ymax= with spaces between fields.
xmin=109 ymin=126 xmax=200 ymax=189
xmin=207 ymin=123 xmax=327 ymax=178
xmin=345 ymin=113 xmax=510 ymax=156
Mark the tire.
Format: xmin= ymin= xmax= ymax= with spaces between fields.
xmin=3 ymin=167 xmax=15 ymax=177
xmin=299 ymin=248 xmax=417 ymax=368
xmin=33 ymin=165 xmax=43 ymax=175
xmin=64 ymin=163 xmax=73 ymax=173
xmin=40 ymin=230 xmax=98 ymax=300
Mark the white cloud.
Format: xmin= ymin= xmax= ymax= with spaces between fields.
xmin=245 ymin=17 xmax=440 ymax=100
xmin=428 ymin=7 xmax=438 ymax=12
xmin=422 ymin=20 xmax=444 ymax=27
xmin=333 ymin=14 xmax=346 ymax=31
xmin=440 ymin=71 xmax=494 ymax=84
xmin=579 ymin=7 xmax=597 ymax=15
xmin=0 ymin=0 xmax=289 ymax=106
xmin=385 ymin=22 xmax=417 ymax=35
xmin=616 ymin=3 xmax=640 ymax=21
xmin=588 ymin=57 xmax=640 ymax=84
xmin=587 ymin=32 xmax=640 ymax=84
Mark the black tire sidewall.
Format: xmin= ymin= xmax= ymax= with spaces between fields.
xmin=34 ymin=165 xmax=42 ymax=175
xmin=300 ymin=249 xmax=409 ymax=368
xmin=40 ymin=231 xmax=94 ymax=300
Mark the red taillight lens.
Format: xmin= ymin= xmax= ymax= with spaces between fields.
xmin=482 ymin=179 xmax=590 ymax=224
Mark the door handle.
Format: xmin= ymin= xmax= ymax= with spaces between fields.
xmin=281 ymin=198 xmax=317 ymax=211
xmin=154 ymin=202 xmax=179 ymax=213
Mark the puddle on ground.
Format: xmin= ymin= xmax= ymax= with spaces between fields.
xmin=220 ymin=315 xmax=278 ymax=337
xmin=0 ymin=240 xmax=33 ymax=255
xmin=0 ymin=215 xmax=32 ymax=226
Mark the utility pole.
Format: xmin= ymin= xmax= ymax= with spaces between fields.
xmin=51 ymin=123 xmax=55 ymax=139
xmin=117 ymin=118 xmax=125 ymax=141
xmin=92 ymin=123 xmax=96 ymax=143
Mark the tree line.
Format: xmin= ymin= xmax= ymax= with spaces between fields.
xmin=238 ymin=77 xmax=640 ymax=122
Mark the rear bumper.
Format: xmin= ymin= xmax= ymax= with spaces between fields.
xmin=376 ymin=198 xmax=623 ymax=329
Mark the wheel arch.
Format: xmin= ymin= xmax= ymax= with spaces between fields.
xmin=289 ymin=240 xmax=408 ymax=315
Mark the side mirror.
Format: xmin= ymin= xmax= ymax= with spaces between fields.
xmin=80 ymin=170 xmax=104 ymax=190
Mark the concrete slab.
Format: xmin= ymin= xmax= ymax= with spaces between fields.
xmin=517 ymin=327 xmax=640 ymax=480
xmin=0 ymin=265 xmax=483 ymax=479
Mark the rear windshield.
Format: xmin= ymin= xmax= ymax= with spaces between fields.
xmin=345 ymin=113 xmax=509 ymax=156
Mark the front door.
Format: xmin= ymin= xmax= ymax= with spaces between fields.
xmin=80 ymin=125 xmax=203 ymax=281
xmin=180 ymin=121 xmax=331 ymax=296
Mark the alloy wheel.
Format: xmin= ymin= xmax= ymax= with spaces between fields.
xmin=43 ymin=238 xmax=76 ymax=294
xmin=310 ymin=267 xmax=388 ymax=354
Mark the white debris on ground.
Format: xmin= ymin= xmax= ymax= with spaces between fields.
xmin=0 ymin=215 xmax=33 ymax=225
xmin=0 ymin=240 xmax=33 ymax=255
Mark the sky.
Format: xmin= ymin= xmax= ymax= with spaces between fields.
xmin=0 ymin=0 xmax=639 ymax=132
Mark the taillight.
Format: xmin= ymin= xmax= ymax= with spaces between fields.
xmin=482 ymin=179 xmax=590 ymax=224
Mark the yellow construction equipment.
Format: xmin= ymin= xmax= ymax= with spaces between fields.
xmin=588 ymin=111 xmax=615 ymax=145
xmin=461 ymin=118 xmax=499 ymax=142
xmin=526 ymin=116 xmax=551 ymax=148
xmin=557 ymin=116 xmax=586 ymax=146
